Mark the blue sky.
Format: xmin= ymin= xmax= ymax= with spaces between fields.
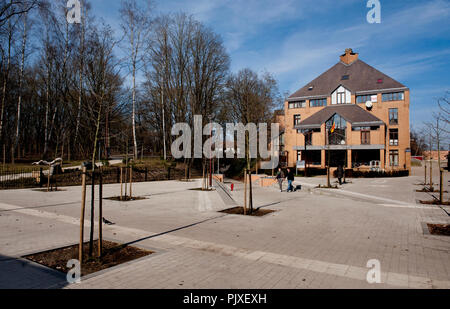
xmin=90 ymin=0 xmax=450 ymax=128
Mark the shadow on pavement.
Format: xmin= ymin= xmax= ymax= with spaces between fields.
xmin=0 ymin=254 xmax=68 ymax=289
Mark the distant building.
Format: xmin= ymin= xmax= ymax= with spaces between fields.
xmin=423 ymin=151 xmax=449 ymax=162
xmin=277 ymin=49 xmax=411 ymax=171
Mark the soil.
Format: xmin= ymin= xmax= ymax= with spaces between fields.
xmin=105 ymin=196 xmax=147 ymax=202
xmin=316 ymin=185 xmax=339 ymax=189
xmin=419 ymin=200 xmax=450 ymax=206
xmin=24 ymin=240 xmax=153 ymax=276
xmin=220 ymin=207 xmax=276 ymax=217
xmin=427 ymin=224 xmax=450 ymax=236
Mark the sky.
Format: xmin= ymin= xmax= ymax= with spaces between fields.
xmin=90 ymin=0 xmax=450 ymax=128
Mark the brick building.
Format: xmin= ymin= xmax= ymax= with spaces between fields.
xmin=277 ymin=49 xmax=411 ymax=172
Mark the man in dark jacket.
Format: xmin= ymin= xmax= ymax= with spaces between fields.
xmin=337 ymin=165 xmax=344 ymax=185
xmin=276 ymin=168 xmax=285 ymax=192
xmin=286 ymin=168 xmax=295 ymax=192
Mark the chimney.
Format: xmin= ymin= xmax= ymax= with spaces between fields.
xmin=340 ymin=48 xmax=359 ymax=65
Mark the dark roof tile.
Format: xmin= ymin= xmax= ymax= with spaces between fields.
xmin=289 ymin=60 xmax=407 ymax=99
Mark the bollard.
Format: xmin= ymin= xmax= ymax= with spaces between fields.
xmin=231 ymin=183 xmax=234 ymax=191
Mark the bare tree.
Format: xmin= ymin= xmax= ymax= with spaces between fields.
xmin=0 ymin=0 xmax=38 ymax=27
xmin=120 ymin=0 xmax=152 ymax=159
xmin=11 ymin=8 xmax=28 ymax=163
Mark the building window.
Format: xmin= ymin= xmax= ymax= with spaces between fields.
xmin=382 ymin=92 xmax=404 ymax=102
xmin=389 ymin=129 xmax=399 ymax=146
xmin=341 ymin=75 xmax=349 ymax=80
xmin=337 ymin=92 xmax=346 ymax=104
xmin=356 ymin=94 xmax=377 ymax=104
xmin=310 ymin=98 xmax=327 ymax=107
xmin=389 ymin=108 xmax=398 ymax=125
xmin=288 ymin=101 xmax=306 ymax=109
xmin=390 ymin=150 xmax=399 ymax=166
xmin=294 ymin=114 xmax=301 ymax=126
xmin=326 ymin=114 xmax=347 ymax=145
xmin=361 ymin=131 xmax=370 ymax=145
xmin=305 ymin=131 xmax=312 ymax=146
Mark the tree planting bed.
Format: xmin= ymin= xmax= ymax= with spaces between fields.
xmin=220 ymin=207 xmax=276 ymax=217
xmin=24 ymin=240 xmax=153 ymax=276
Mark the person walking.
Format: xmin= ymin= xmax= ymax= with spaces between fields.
xmin=337 ymin=165 xmax=344 ymax=185
xmin=276 ymin=167 xmax=285 ymax=192
xmin=286 ymin=168 xmax=295 ymax=192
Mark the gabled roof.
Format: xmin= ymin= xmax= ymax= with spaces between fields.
xmin=289 ymin=59 xmax=407 ymax=100
xmin=295 ymin=104 xmax=385 ymax=130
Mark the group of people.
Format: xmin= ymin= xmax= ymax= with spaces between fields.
xmin=275 ymin=164 xmax=346 ymax=192
xmin=275 ymin=167 xmax=296 ymax=192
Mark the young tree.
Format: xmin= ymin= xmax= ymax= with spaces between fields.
xmin=120 ymin=0 xmax=152 ymax=160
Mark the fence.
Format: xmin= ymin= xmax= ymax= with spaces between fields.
xmin=0 ymin=165 xmax=201 ymax=190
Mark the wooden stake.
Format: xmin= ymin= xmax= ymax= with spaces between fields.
xmin=248 ymin=170 xmax=253 ymax=214
xmin=47 ymin=166 xmax=51 ymax=192
xmin=440 ymin=168 xmax=443 ymax=203
xmin=120 ymin=167 xmax=123 ymax=201
xmin=89 ymin=170 xmax=95 ymax=257
xmin=129 ymin=166 xmax=133 ymax=199
xmin=430 ymin=160 xmax=433 ymax=190
xmin=243 ymin=169 xmax=247 ymax=215
xmin=424 ymin=163 xmax=427 ymax=186
xmin=98 ymin=167 xmax=103 ymax=257
xmin=79 ymin=167 xmax=87 ymax=264
xmin=2 ymin=144 xmax=5 ymax=168
xmin=124 ymin=166 xmax=128 ymax=198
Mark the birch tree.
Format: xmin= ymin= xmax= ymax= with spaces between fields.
xmin=120 ymin=0 xmax=152 ymax=159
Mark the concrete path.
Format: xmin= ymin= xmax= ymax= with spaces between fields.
xmin=0 ymin=173 xmax=449 ymax=289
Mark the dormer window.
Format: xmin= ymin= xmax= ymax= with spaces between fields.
xmin=308 ymin=86 xmax=314 ymax=91
xmin=341 ymin=75 xmax=350 ymax=80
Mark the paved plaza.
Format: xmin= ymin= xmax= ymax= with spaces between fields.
xmin=0 ymin=167 xmax=449 ymax=289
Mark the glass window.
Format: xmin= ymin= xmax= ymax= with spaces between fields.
xmin=310 ymin=98 xmax=327 ymax=107
xmin=294 ymin=114 xmax=301 ymax=126
xmin=382 ymin=92 xmax=404 ymax=102
xmin=356 ymin=94 xmax=377 ymax=104
xmin=361 ymin=131 xmax=370 ymax=145
xmin=390 ymin=150 xmax=399 ymax=166
xmin=389 ymin=129 xmax=399 ymax=146
xmin=337 ymin=92 xmax=346 ymax=104
xmin=326 ymin=114 xmax=347 ymax=145
xmin=288 ymin=101 xmax=306 ymax=109
xmin=389 ymin=108 xmax=398 ymax=125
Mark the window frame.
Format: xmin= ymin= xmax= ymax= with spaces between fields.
xmin=288 ymin=100 xmax=306 ymax=109
xmin=310 ymin=98 xmax=327 ymax=107
xmin=389 ymin=129 xmax=399 ymax=146
xmin=382 ymin=92 xmax=405 ymax=102
xmin=337 ymin=92 xmax=346 ymax=104
xmin=361 ymin=130 xmax=370 ymax=145
xmin=389 ymin=150 xmax=399 ymax=167
xmin=389 ymin=108 xmax=398 ymax=125
xmin=294 ymin=114 xmax=301 ymax=126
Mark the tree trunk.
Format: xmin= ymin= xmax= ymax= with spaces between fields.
xmin=12 ymin=12 xmax=28 ymax=163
